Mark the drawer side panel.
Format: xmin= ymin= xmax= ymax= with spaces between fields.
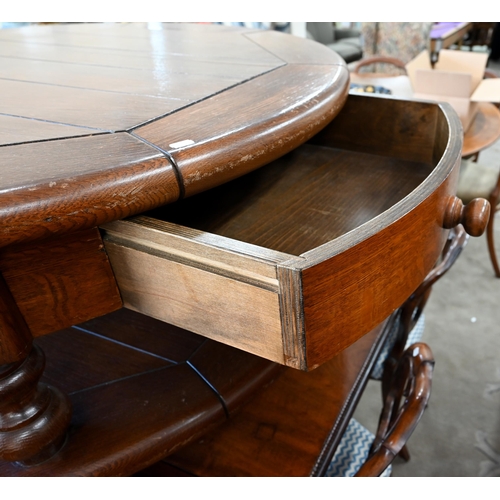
xmin=104 ymin=242 xmax=284 ymax=364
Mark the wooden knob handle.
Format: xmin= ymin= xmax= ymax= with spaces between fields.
xmin=443 ymin=197 xmax=490 ymax=236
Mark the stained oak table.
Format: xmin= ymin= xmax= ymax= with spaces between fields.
xmin=0 ymin=23 xmax=487 ymax=475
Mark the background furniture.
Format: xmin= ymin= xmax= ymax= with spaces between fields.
xmin=458 ymin=161 xmax=500 ymax=277
xmin=370 ymin=225 xmax=468 ymax=461
xmin=350 ymin=59 xmax=500 ymax=278
xmin=463 ymin=23 xmax=496 ymax=52
xmin=306 ymin=22 xmax=362 ymax=63
xmin=361 ymin=22 xmax=433 ymax=71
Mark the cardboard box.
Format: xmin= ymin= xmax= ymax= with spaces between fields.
xmin=406 ymin=50 xmax=500 ymax=131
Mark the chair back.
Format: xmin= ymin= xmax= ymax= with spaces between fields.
xmin=356 ymin=342 xmax=435 ymax=476
xmin=306 ymin=23 xmax=335 ymax=44
xmin=352 ymin=56 xmax=407 ymax=76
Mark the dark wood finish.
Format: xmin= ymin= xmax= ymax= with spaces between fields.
xmin=158 ymin=317 xmax=393 ymax=476
xmin=0 ymin=78 xmax=187 ymax=131
xmin=0 ymin=55 xmax=256 ymax=102
xmin=244 ymin=30 xmax=346 ymax=64
xmin=187 ymin=340 xmax=281 ymax=417
xmin=443 ymin=196 xmax=490 ymax=236
xmin=380 ymin=226 xmax=468 ymax=435
xmin=0 ymin=115 xmax=93 ymax=146
xmin=0 ymin=228 xmax=122 ymax=337
xmin=37 ymin=327 xmax=171 ymax=395
xmin=0 ymin=225 xmax=123 ymax=465
xmin=0 ymin=309 xmax=281 ymax=476
xmin=134 ymin=63 xmax=349 ymax=198
xmin=0 ymin=23 xmax=348 ymax=249
xmin=0 ymin=273 xmax=32 ymax=364
xmin=79 ymin=308 xmax=205 ymax=364
xmin=310 ymin=94 xmax=443 ymax=164
xmin=356 ymin=343 xmax=434 ymax=476
xmin=0 ymin=135 xmax=180 ymax=248
xmin=147 ymin=144 xmax=432 ymax=256
xmin=0 ymin=275 xmax=71 ymax=465
xmin=0 ymin=23 xmax=282 ymax=69
xmin=0 ymin=344 xmax=72 ymax=465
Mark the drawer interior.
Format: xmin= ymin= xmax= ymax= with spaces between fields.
xmin=145 ymin=143 xmax=433 ymax=256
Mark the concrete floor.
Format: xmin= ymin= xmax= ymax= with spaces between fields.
xmin=353 ymin=59 xmax=500 ymax=475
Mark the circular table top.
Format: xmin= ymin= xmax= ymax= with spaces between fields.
xmin=0 ymin=23 xmax=349 ymax=247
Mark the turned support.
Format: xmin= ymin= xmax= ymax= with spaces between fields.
xmin=0 ymin=274 xmax=71 ymax=466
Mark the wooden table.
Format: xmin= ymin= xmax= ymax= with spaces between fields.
xmin=462 ymin=102 xmax=500 ymax=158
xmin=0 ymin=22 xmax=349 ymax=471
xmin=0 ymin=23 xmax=479 ymax=476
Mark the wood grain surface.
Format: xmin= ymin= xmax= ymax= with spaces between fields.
xmin=103 ymin=240 xmax=284 ymax=363
xmin=0 ymin=23 xmax=348 ymax=247
xmin=159 ymin=317 xmax=392 ymax=477
xmin=147 ymin=144 xmax=432 ymax=255
xmin=0 ymin=134 xmax=180 ymax=247
xmin=0 ymin=308 xmax=281 ymax=476
xmin=462 ymin=102 xmax=500 ymax=158
xmin=0 ymin=228 xmax=122 ymax=338
xmin=134 ymin=64 xmax=349 ymax=197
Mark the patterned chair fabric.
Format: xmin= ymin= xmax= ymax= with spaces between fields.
xmin=370 ymin=313 xmax=425 ymax=380
xmin=360 ymin=23 xmax=433 ymax=74
xmin=325 ymin=418 xmax=392 ymax=477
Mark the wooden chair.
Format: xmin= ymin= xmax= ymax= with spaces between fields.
xmin=458 ymin=160 xmax=500 ymax=277
xmin=368 ymin=226 xmax=468 ymax=461
xmin=456 ymin=69 xmax=500 ymax=277
xmin=352 ymin=56 xmax=407 ymax=76
xmin=372 ymin=225 xmax=468 ymax=387
xmin=327 ymin=342 xmax=434 ymax=477
xmin=349 ymin=56 xmax=412 ymax=98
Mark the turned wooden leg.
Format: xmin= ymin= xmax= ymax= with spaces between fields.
xmin=0 ymin=274 xmax=71 ymax=466
xmin=0 ymin=345 xmax=72 ymax=465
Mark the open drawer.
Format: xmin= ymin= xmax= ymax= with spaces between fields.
xmin=101 ymin=94 xmax=483 ymax=371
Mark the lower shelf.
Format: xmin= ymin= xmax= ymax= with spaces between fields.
xmin=0 ymin=309 xmax=280 ymax=477
xmin=140 ymin=315 xmax=393 ymax=477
